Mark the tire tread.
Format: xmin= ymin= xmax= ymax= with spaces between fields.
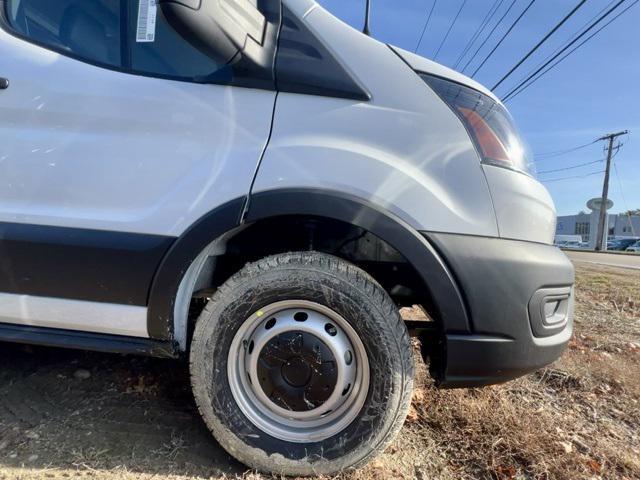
xmin=189 ymin=252 xmax=414 ymax=476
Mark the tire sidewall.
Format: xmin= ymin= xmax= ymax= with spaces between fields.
xmin=190 ymin=256 xmax=412 ymax=475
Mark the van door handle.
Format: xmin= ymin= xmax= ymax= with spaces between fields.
xmin=0 ymin=78 xmax=9 ymax=89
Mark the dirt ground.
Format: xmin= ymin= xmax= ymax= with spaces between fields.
xmin=0 ymin=263 xmax=638 ymax=480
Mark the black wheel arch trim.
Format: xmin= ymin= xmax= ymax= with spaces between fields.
xmin=245 ymin=190 xmax=470 ymax=333
xmin=147 ymin=188 xmax=471 ymax=340
xmin=146 ymin=188 xmax=471 ymax=342
xmin=146 ymin=196 xmax=246 ymax=339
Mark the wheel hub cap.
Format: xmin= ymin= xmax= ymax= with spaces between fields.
xmin=227 ymin=300 xmax=370 ymax=443
xmin=258 ymin=332 xmax=338 ymax=411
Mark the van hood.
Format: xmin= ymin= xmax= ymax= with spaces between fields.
xmin=389 ymin=45 xmax=501 ymax=104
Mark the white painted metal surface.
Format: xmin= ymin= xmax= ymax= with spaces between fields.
xmin=0 ymin=293 xmax=148 ymax=337
xmin=254 ymin=2 xmax=500 ymax=237
xmin=0 ymin=28 xmax=275 ymax=237
xmin=482 ymin=164 xmax=556 ymax=244
xmin=389 ymin=45 xmax=501 ymax=103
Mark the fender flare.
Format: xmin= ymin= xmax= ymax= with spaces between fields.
xmin=146 ymin=189 xmax=470 ymax=341
xmin=246 ymin=189 xmax=470 ymax=332
xmin=146 ymin=197 xmax=245 ymax=339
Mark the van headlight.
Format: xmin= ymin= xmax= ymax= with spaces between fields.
xmin=421 ymin=74 xmax=534 ymax=176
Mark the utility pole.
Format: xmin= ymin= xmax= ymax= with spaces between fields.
xmin=594 ymin=130 xmax=629 ymax=251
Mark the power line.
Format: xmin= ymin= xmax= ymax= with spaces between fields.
xmin=472 ymin=0 xmax=537 ymax=77
xmin=535 ymin=140 xmax=598 ymax=159
xmin=503 ymin=0 xmax=631 ymax=102
xmin=504 ymin=0 xmax=630 ymax=102
xmin=433 ymin=0 xmax=468 ymax=60
xmin=537 ymin=158 xmax=603 ymax=174
xmin=461 ymin=0 xmax=518 ymax=73
xmin=503 ymin=0 xmax=618 ymax=101
xmin=503 ymin=0 xmax=638 ymax=102
xmin=515 ymin=0 xmax=618 ymax=85
xmin=604 ymin=137 xmax=625 ymax=160
xmin=414 ymin=0 xmax=438 ymax=53
xmin=453 ymin=0 xmax=503 ymax=69
xmin=491 ymin=0 xmax=588 ymax=91
xmin=541 ymin=170 xmax=605 ymax=183
xmin=505 ymin=0 xmax=637 ymax=101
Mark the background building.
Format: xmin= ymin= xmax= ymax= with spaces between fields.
xmin=556 ymin=212 xmax=640 ymax=242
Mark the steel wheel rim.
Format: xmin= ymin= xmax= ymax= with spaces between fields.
xmin=227 ymin=300 xmax=370 ymax=443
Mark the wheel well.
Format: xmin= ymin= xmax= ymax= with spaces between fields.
xmin=179 ymin=215 xmax=440 ymax=349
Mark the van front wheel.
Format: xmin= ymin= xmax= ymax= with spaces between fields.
xmin=189 ymin=252 xmax=414 ymax=476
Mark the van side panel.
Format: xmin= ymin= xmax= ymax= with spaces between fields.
xmin=390 ymin=46 xmax=557 ymax=245
xmin=0 ymin=29 xmax=275 ymax=237
xmin=254 ymin=4 xmax=499 ymax=237
xmin=0 ymin=26 xmax=275 ymax=337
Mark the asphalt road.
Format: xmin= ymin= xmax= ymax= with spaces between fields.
xmin=565 ymin=250 xmax=640 ymax=270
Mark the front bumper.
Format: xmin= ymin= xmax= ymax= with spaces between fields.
xmin=422 ymin=233 xmax=575 ymax=388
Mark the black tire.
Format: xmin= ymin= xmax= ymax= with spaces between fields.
xmin=189 ymin=252 xmax=414 ymax=476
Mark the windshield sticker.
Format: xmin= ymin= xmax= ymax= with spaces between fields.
xmin=136 ymin=0 xmax=157 ymax=43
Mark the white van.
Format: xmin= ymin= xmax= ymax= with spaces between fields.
xmin=0 ymin=0 xmax=574 ymax=475
xmin=554 ymin=234 xmax=583 ymax=247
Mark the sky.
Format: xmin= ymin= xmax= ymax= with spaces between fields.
xmin=317 ymin=0 xmax=640 ymax=216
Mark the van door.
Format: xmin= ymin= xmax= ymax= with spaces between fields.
xmin=0 ymin=0 xmax=278 ymax=337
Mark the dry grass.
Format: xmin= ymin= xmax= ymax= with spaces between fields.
xmin=0 ymin=264 xmax=638 ymax=480
xmin=393 ymin=263 xmax=640 ymax=480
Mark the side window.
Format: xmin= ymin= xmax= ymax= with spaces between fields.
xmin=4 ymin=0 xmax=122 ymax=68
xmin=127 ymin=1 xmax=223 ymax=80
xmin=3 ymin=0 xmax=276 ymax=85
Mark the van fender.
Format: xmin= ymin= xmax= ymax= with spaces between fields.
xmin=146 ymin=189 xmax=470 ymax=344
xmin=246 ymin=189 xmax=470 ymax=332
